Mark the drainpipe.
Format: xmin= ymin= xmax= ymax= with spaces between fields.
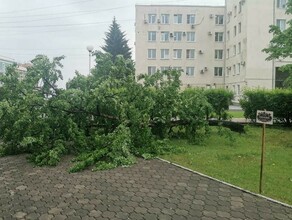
xmin=272 ymin=0 xmax=276 ymax=89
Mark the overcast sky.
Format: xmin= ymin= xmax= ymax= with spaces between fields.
xmin=0 ymin=0 xmax=224 ymax=87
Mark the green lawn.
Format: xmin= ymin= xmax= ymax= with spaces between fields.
xmin=228 ymin=110 xmax=245 ymax=118
xmin=162 ymin=126 xmax=292 ymax=205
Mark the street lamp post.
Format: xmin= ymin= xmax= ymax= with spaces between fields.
xmin=86 ymin=45 xmax=94 ymax=74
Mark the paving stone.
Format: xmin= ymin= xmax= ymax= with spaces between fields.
xmin=0 ymin=155 xmax=291 ymax=220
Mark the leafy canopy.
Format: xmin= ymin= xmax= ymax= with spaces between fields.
xmin=0 ymin=53 xmax=214 ymax=172
xmin=262 ymin=0 xmax=292 ymax=88
xmin=101 ymin=17 xmax=132 ymax=61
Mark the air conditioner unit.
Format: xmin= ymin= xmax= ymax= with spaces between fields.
xmin=200 ymin=69 xmax=205 ymax=74
xmin=241 ymin=61 xmax=246 ymax=65
xmin=199 ymin=50 xmax=203 ymax=54
xmin=209 ymin=14 xmax=214 ymax=18
xmin=144 ymin=20 xmax=148 ymax=24
xmin=191 ymin=24 xmax=195 ymax=29
xmin=228 ymin=11 xmax=232 ymax=15
xmin=204 ymin=67 xmax=208 ymax=71
xmin=183 ymin=32 xmax=186 ymax=36
xmin=157 ymin=19 xmax=161 ymax=23
xmin=170 ymin=33 xmax=173 ymax=37
xmin=208 ymin=31 xmax=213 ymax=35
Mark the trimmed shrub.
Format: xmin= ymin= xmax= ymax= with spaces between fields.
xmin=240 ymin=89 xmax=292 ymax=126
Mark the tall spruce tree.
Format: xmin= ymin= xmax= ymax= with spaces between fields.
xmin=262 ymin=0 xmax=292 ymax=88
xmin=102 ymin=17 xmax=132 ymax=60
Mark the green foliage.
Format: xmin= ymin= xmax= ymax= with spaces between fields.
xmin=240 ymin=89 xmax=292 ymax=125
xmin=262 ymin=0 xmax=292 ymax=88
xmin=0 ymin=52 xmax=214 ymax=171
xmin=204 ymin=88 xmax=234 ymax=120
xmin=101 ymin=17 xmax=132 ymax=60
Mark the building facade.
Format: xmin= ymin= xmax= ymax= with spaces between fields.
xmin=135 ymin=0 xmax=291 ymax=97
xmin=0 ymin=55 xmax=14 ymax=74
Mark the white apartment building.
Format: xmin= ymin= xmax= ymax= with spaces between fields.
xmin=135 ymin=0 xmax=292 ymax=97
xmin=0 ymin=55 xmax=14 ymax=74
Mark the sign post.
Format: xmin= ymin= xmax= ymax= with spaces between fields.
xmin=256 ymin=110 xmax=273 ymax=194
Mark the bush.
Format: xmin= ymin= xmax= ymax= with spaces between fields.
xmin=240 ymin=89 xmax=292 ymax=126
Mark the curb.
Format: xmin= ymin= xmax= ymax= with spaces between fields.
xmin=158 ymin=158 xmax=292 ymax=209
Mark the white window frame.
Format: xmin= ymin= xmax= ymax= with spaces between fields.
xmin=173 ymin=49 xmax=182 ymax=59
xmin=186 ymin=67 xmax=195 ymax=76
xmin=187 ymin=32 xmax=195 ymax=42
xmin=276 ymin=19 xmax=286 ymax=31
xmin=148 ymin=66 xmax=156 ymax=75
xmin=215 ymin=32 xmax=224 ymax=42
xmin=238 ymin=42 xmax=241 ymax=54
xmin=186 ymin=49 xmax=195 ymax=59
xmin=187 ymin=14 xmax=195 ymax=24
xmin=214 ymin=67 xmax=223 ymax=77
xmin=233 ymin=45 xmax=236 ymax=56
xmin=215 ymin=49 xmax=223 ymax=60
xmin=161 ymin=14 xmax=170 ymax=24
xmin=237 ymin=63 xmax=241 ymax=75
xmin=161 ymin=31 xmax=170 ymax=42
xmin=174 ymin=32 xmax=182 ymax=42
xmin=277 ymin=0 xmax=286 ymax=8
xmin=160 ymin=66 xmax=170 ymax=72
xmin=148 ymin=14 xmax=156 ymax=24
xmin=174 ymin=14 xmax=183 ymax=24
xmin=148 ymin=49 xmax=156 ymax=59
xmin=215 ymin=15 xmax=224 ymax=25
xmin=161 ymin=49 xmax=169 ymax=59
xmin=148 ymin=31 xmax=156 ymax=41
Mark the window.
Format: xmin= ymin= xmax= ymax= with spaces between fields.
xmin=234 ymin=6 xmax=237 ymax=17
xmin=277 ymin=0 xmax=286 ymax=8
xmin=148 ymin=14 xmax=156 ymax=24
xmin=215 ymin=32 xmax=224 ymax=42
xmin=233 ymin=45 xmax=236 ymax=56
xmin=234 ymin=25 xmax=237 ymax=36
xmin=227 ymin=49 xmax=230 ymax=58
xmin=238 ymin=22 xmax=242 ymax=33
xmin=239 ymin=1 xmax=242 ymax=13
xmin=238 ymin=42 xmax=241 ymax=54
xmin=148 ymin=66 xmax=156 ymax=75
xmin=237 ymin=85 xmax=241 ymax=95
xmin=227 ymin=31 xmax=230 ymax=41
xmin=186 ymin=67 xmax=195 ymax=76
xmin=161 ymin=31 xmax=169 ymax=42
xmin=187 ymin=32 xmax=195 ymax=42
xmin=161 ymin=66 xmax=170 ymax=72
xmin=174 ymin=32 xmax=182 ymax=41
xmin=237 ymin=63 xmax=241 ymax=74
xmin=186 ymin=49 xmax=195 ymax=59
xmin=148 ymin=49 xmax=156 ymax=59
xmin=161 ymin=14 xmax=170 ymax=24
xmin=174 ymin=14 xmax=182 ymax=24
xmin=215 ymin=15 xmax=224 ymax=25
xmin=233 ymin=64 xmax=236 ymax=75
xmin=215 ymin=49 xmax=223 ymax=60
xmin=161 ymin=49 xmax=169 ymax=59
xmin=173 ymin=49 xmax=182 ymax=59
xmin=276 ymin=19 xmax=286 ymax=31
xmin=187 ymin=14 xmax=195 ymax=24
xmin=214 ymin=67 xmax=223 ymax=77
xmin=173 ymin=66 xmax=182 ymax=71
xmin=148 ymin=31 xmax=156 ymax=41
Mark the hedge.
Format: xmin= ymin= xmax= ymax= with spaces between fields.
xmin=240 ymin=89 xmax=292 ymax=126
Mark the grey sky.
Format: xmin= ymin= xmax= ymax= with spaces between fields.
xmin=0 ymin=0 xmax=224 ymax=87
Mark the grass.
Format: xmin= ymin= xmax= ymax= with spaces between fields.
xmin=228 ymin=110 xmax=245 ymax=118
xmin=162 ymin=125 xmax=292 ymax=205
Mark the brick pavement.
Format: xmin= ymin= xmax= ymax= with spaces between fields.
xmin=0 ymin=155 xmax=291 ymax=220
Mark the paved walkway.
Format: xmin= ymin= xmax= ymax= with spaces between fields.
xmin=0 ymin=155 xmax=291 ymax=220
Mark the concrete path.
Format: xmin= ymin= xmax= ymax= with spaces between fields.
xmin=0 ymin=155 xmax=291 ymax=220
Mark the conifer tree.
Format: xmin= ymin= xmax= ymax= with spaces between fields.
xmin=102 ymin=17 xmax=132 ymax=60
